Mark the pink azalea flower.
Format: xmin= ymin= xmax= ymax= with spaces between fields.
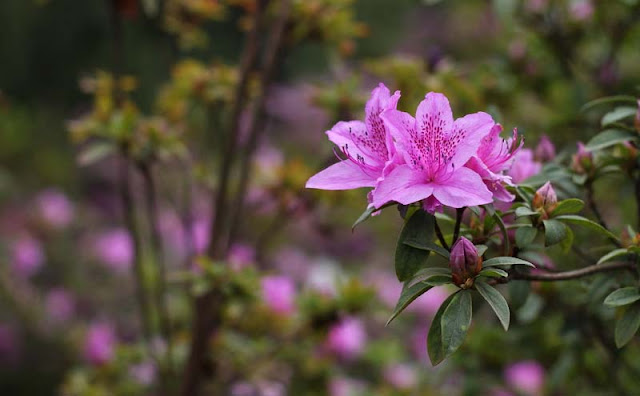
xmin=326 ymin=317 xmax=367 ymax=360
xmin=261 ymin=275 xmax=296 ymax=315
xmin=11 ymin=234 xmax=45 ymax=278
xmin=84 ymin=322 xmax=116 ymax=366
xmin=508 ymin=149 xmax=542 ymax=184
xmin=465 ymin=124 xmax=522 ymax=202
xmin=374 ymin=92 xmax=495 ymax=211
xmin=306 ymin=83 xmax=401 ymax=191
xmin=93 ymin=228 xmax=133 ymax=273
xmin=383 ymin=363 xmax=418 ymax=389
xmin=36 ymin=188 xmax=74 ymax=228
xmin=504 ymin=360 xmax=545 ymax=396
xmin=228 ymin=243 xmax=255 ymax=271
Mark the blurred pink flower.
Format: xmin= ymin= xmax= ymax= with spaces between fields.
xmin=273 ymin=247 xmax=309 ymax=281
xmin=228 ymin=243 xmax=255 ymax=271
xmin=261 ymin=275 xmax=296 ymax=315
xmin=84 ymin=323 xmax=116 ymax=366
xmin=534 ymin=135 xmax=555 ymax=162
xmin=504 ymin=360 xmax=545 ymax=396
xmin=525 ymin=0 xmax=547 ymax=13
xmin=45 ymin=288 xmax=75 ymax=323
xmin=36 ymin=188 xmax=74 ymax=228
xmin=192 ymin=219 xmax=210 ymax=254
xmin=383 ymin=363 xmax=417 ymax=390
xmin=508 ymin=149 xmax=542 ymax=184
xmin=129 ymin=361 xmax=157 ymax=385
xmin=11 ymin=234 xmax=45 ymax=278
xmin=93 ymin=228 xmax=133 ymax=273
xmin=569 ymin=0 xmax=594 ymax=21
xmin=326 ymin=317 xmax=367 ymax=360
xmin=328 ymin=376 xmax=366 ymax=396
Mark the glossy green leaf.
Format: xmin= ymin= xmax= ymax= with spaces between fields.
xmin=440 ymin=290 xmax=473 ymax=358
xmin=515 ymin=226 xmax=538 ymax=248
xmin=597 ymin=249 xmax=631 ymax=265
xmin=515 ymin=206 xmax=539 ymax=218
xmin=352 ymin=206 xmax=376 ymax=230
xmin=604 ymin=287 xmax=640 ymax=307
xmin=478 ymin=268 xmax=509 ymax=278
xmin=585 ymin=129 xmax=637 ymax=151
xmin=427 ymin=293 xmax=454 ymax=366
xmin=554 ymin=215 xmax=620 ymax=241
xmin=601 ymin=107 xmax=637 ymax=127
xmin=615 ymin=302 xmax=640 ymax=348
xmin=406 ymin=267 xmax=452 ymax=288
xmin=551 ymin=199 xmax=584 ymax=217
xmin=395 ymin=210 xmax=434 ymax=281
xmin=581 ymin=95 xmax=638 ymax=112
xmin=475 ymin=282 xmax=510 ymax=330
xmin=483 ymin=257 xmax=536 ymax=268
xmin=543 ymin=219 xmax=568 ymax=246
xmin=403 ymin=239 xmax=450 ymax=259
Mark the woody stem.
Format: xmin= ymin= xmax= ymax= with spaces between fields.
xmin=434 ymin=220 xmax=450 ymax=251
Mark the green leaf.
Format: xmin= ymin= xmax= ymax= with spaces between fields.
xmin=387 ymin=281 xmax=433 ymax=325
xmin=597 ymin=249 xmax=631 ymax=265
xmin=515 ymin=206 xmax=539 ymax=218
xmin=483 ymin=257 xmax=536 ymax=268
xmin=406 ymin=267 xmax=452 ymax=288
xmin=581 ymin=95 xmax=638 ymax=112
xmin=440 ymin=290 xmax=473 ymax=358
xmin=604 ymin=287 xmax=640 ymax=307
xmin=551 ymin=199 xmax=585 ymax=217
xmin=403 ymin=239 xmax=450 ymax=259
xmin=615 ymin=302 xmax=640 ymax=348
xmin=559 ymin=225 xmax=574 ymax=253
xmin=602 ymin=107 xmax=638 ymax=127
xmin=543 ymin=219 xmax=568 ymax=247
xmin=478 ymin=268 xmax=509 ymax=278
xmin=476 ymin=244 xmax=488 ymax=257
xmin=475 ymin=282 xmax=510 ymax=330
xmin=554 ymin=215 xmax=620 ymax=241
xmin=395 ymin=210 xmax=434 ymax=282
xmin=427 ymin=293 xmax=456 ymax=366
xmin=585 ymin=129 xmax=637 ymax=151
xmin=352 ymin=206 xmax=376 ymax=230
xmin=515 ymin=226 xmax=538 ymax=248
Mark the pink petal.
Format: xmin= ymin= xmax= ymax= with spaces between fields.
xmin=371 ymin=165 xmax=433 ymax=208
xmin=306 ymin=160 xmax=377 ymax=190
xmin=431 ymin=167 xmax=493 ymax=208
xmin=326 ymin=121 xmax=383 ymax=167
xmin=415 ymin=93 xmax=454 ymax=141
xmin=365 ymin=83 xmax=401 ymax=159
xmin=449 ymin=112 xmax=495 ymax=170
xmin=380 ymin=109 xmax=417 ymax=167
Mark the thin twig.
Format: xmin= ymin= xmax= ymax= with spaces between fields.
xmin=140 ymin=163 xmax=174 ymax=374
xmin=434 ymin=219 xmax=450 ymax=251
xmin=452 ymin=207 xmax=464 ymax=246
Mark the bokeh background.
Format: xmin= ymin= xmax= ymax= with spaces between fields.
xmin=1 ymin=0 xmax=640 ymax=394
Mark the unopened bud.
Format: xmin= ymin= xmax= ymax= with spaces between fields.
xmin=532 ymin=182 xmax=558 ymax=218
xmin=571 ymin=142 xmax=593 ymax=175
xmin=535 ymin=135 xmax=555 ymax=162
xmin=449 ymin=237 xmax=482 ymax=288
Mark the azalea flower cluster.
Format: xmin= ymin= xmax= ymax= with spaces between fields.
xmin=306 ymin=84 xmax=523 ymax=212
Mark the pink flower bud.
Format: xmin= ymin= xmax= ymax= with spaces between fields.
xmin=534 ymin=135 xmax=555 ymax=162
xmin=571 ymin=142 xmax=593 ymax=175
xmin=449 ymin=237 xmax=482 ymax=288
xmin=532 ymin=182 xmax=558 ymax=217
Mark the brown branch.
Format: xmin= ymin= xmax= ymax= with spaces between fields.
xmin=434 ymin=219 xmax=450 ymax=251
xmin=451 ymin=207 xmax=464 ymax=246
xmin=507 ymin=261 xmax=634 ymax=282
xmin=226 ymin=0 xmax=293 ymax=250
